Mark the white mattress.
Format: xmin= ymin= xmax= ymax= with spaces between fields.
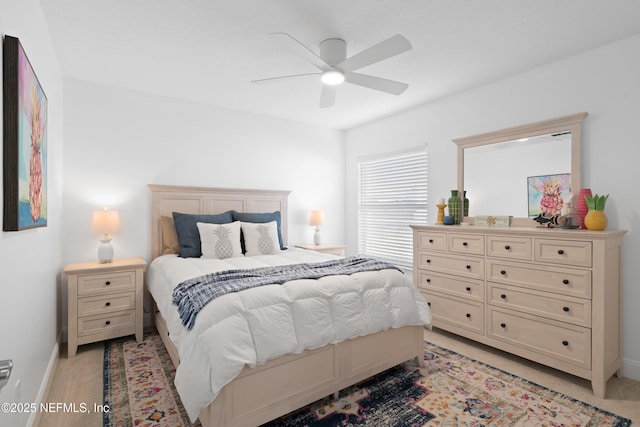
xmin=147 ymin=248 xmax=431 ymax=421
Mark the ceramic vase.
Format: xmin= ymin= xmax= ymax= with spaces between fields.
xmin=448 ymin=190 xmax=461 ymax=224
xmin=576 ymin=188 xmax=592 ymax=229
xmin=584 ymin=210 xmax=608 ymax=231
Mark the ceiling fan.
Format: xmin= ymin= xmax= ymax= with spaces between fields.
xmin=251 ymin=33 xmax=412 ymax=108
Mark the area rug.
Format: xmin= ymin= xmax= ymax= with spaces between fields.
xmin=104 ymin=334 xmax=631 ymax=427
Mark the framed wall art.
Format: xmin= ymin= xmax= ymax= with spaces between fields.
xmin=3 ymin=35 xmax=48 ymax=231
xmin=527 ymin=173 xmax=571 ymax=217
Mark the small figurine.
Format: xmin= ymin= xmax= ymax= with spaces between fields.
xmin=533 ymin=213 xmax=567 ymax=228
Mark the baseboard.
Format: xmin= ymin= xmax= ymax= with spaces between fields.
xmin=28 ymin=332 xmax=61 ymax=427
xmin=622 ymin=356 xmax=640 ymax=381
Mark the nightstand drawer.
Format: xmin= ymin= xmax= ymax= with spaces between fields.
xmin=78 ymin=270 xmax=136 ymax=296
xmin=77 ymin=311 xmax=135 ymax=337
xmin=77 ymin=291 xmax=136 ymax=317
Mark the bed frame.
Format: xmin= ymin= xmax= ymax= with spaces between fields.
xmin=148 ymin=184 xmax=426 ymax=427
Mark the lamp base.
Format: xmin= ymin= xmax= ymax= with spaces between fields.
xmin=98 ymin=241 xmax=114 ymax=263
xmin=313 ymin=228 xmax=321 ymax=245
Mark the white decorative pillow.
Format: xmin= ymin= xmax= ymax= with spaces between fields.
xmin=197 ymin=221 xmax=243 ymax=259
xmin=240 ymin=221 xmax=281 ymax=256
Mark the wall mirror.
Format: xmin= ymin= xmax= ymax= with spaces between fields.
xmin=453 ymin=112 xmax=587 ymax=226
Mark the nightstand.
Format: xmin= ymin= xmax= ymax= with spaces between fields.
xmin=295 ymin=243 xmax=346 ymax=257
xmin=65 ymin=257 xmax=147 ymax=358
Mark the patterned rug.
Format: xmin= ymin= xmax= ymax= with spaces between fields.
xmin=104 ymin=334 xmax=631 ymax=427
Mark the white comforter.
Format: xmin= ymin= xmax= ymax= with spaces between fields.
xmin=147 ymin=248 xmax=431 ymax=421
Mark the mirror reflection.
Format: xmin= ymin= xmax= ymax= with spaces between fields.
xmin=464 ymin=131 xmax=572 ymax=218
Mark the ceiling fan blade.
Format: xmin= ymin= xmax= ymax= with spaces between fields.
xmin=270 ymin=33 xmax=329 ymax=70
xmin=251 ymin=73 xmax=320 ymax=84
xmin=338 ymin=34 xmax=412 ymax=72
xmin=319 ymin=85 xmax=337 ymax=108
xmin=345 ymin=72 xmax=408 ymax=95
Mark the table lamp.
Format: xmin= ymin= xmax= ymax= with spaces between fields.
xmin=309 ymin=210 xmax=325 ymax=245
xmin=92 ymin=208 xmax=120 ymax=263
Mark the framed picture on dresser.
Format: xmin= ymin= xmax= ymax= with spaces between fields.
xmin=3 ymin=35 xmax=48 ymax=231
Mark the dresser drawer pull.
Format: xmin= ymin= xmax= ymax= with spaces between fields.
xmin=462 ymin=242 xmax=468 ymax=246
xmin=562 ymin=279 xmax=570 ymax=285
xmin=562 ymin=340 xmax=569 ymax=346
xmin=557 ymin=249 xmax=565 ymax=255
xmin=425 ymin=279 xmax=431 ymax=284
xmin=466 ymin=265 xmax=471 ymax=270
xmin=105 ymin=302 xmax=111 ymax=307
xmin=105 ymin=281 xmax=111 ymax=286
xmin=105 ymin=320 xmax=111 ymax=326
xmin=504 ymin=245 xmax=511 ymax=250
xmin=500 ymin=323 xmax=506 ymax=328
xmin=465 ymin=313 xmax=471 ymax=318
xmin=428 ymin=239 xmax=434 ymax=243
xmin=563 ymin=306 xmax=570 ymax=312
xmin=427 ymin=302 xmax=431 ymax=307
xmin=500 ymin=270 xmax=506 ymax=275
xmin=426 ymin=259 xmax=431 ymax=264
xmin=466 ymin=287 xmax=471 ymax=292
xmin=500 ymin=294 xmax=506 ymax=299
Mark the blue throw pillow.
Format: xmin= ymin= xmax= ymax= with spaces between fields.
xmin=172 ymin=211 xmax=233 ymax=258
xmin=231 ymin=211 xmax=286 ymax=250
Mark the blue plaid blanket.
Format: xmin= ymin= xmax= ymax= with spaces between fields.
xmin=172 ymin=256 xmax=402 ymax=330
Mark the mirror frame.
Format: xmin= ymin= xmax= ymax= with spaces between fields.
xmin=453 ymin=112 xmax=588 ymax=226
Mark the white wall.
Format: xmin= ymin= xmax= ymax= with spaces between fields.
xmin=345 ymin=34 xmax=640 ymax=380
xmin=61 ymin=79 xmax=345 ymax=326
xmin=0 ymin=1 xmax=64 ymax=426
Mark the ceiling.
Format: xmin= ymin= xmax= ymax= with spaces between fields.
xmin=39 ymin=0 xmax=640 ymax=130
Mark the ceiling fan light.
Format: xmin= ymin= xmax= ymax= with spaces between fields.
xmin=321 ymin=70 xmax=345 ymax=85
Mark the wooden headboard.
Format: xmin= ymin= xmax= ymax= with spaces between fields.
xmin=148 ymin=184 xmax=291 ymax=260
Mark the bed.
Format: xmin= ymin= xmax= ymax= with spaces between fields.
xmin=147 ymin=184 xmax=431 ymax=427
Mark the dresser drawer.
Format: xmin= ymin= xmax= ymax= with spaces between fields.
xmin=77 ymin=311 xmax=135 ymax=337
xmin=416 ymin=231 xmax=447 ymax=251
xmin=448 ymin=233 xmax=485 ymax=255
xmin=487 ymin=259 xmax=591 ymax=298
xmin=417 ymin=252 xmax=484 ymax=280
xmin=77 ymin=291 xmax=136 ymax=317
xmin=534 ymin=239 xmax=592 ymax=267
xmin=487 ymin=307 xmax=591 ymax=369
xmin=417 ymin=270 xmax=483 ymax=302
xmin=488 ymin=283 xmax=591 ymax=327
xmin=423 ymin=292 xmax=484 ymax=334
xmin=77 ymin=270 xmax=136 ymax=296
xmin=487 ymin=236 xmax=532 ymax=260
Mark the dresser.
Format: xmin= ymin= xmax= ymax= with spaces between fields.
xmin=65 ymin=257 xmax=147 ymax=357
xmin=411 ymin=224 xmax=626 ymax=397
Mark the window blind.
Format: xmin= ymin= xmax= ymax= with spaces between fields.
xmin=357 ymin=146 xmax=428 ymax=267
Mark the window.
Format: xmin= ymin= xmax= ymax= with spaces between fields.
xmin=357 ymin=146 xmax=428 ymax=267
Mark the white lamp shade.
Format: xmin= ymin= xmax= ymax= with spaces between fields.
xmin=92 ymin=208 xmax=120 ymax=235
xmin=309 ymin=210 xmax=325 ymax=227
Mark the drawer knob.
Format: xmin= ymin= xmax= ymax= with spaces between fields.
xmin=465 ymin=313 xmax=471 ymax=318
xmin=557 ymin=249 xmax=565 ymax=255
xmin=105 ymin=320 xmax=111 ymax=326
xmin=428 ymin=239 xmax=434 ymax=243
xmin=563 ymin=306 xmax=570 ymax=312
xmin=466 ymin=287 xmax=471 ymax=292
xmin=105 ymin=302 xmax=111 ymax=307
xmin=426 ymin=259 xmax=431 ymax=264
xmin=504 ymin=245 xmax=511 ymax=250
xmin=500 ymin=323 xmax=506 ymax=328
xmin=562 ymin=279 xmax=570 ymax=285
xmin=462 ymin=242 xmax=468 ymax=246
xmin=562 ymin=340 xmax=569 ymax=346
xmin=500 ymin=270 xmax=506 ymax=275
xmin=466 ymin=265 xmax=471 ymax=270
xmin=426 ymin=278 xmax=431 ymax=283
xmin=500 ymin=294 xmax=506 ymax=299
xmin=427 ymin=302 xmax=431 ymax=307
xmin=105 ymin=281 xmax=111 ymax=286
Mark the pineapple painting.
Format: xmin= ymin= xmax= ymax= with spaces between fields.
xmin=257 ymin=224 xmax=275 ymax=254
xmin=214 ymin=225 xmax=234 ymax=259
xmin=29 ymin=84 xmax=44 ymax=222
xmin=7 ymin=36 xmax=48 ymax=230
